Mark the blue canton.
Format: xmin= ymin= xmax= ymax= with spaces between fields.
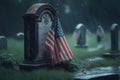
xmin=55 ymin=18 xmax=64 ymax=38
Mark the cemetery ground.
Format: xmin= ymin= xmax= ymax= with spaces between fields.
xmin=0 ymin=32 xmax=120 ymax=80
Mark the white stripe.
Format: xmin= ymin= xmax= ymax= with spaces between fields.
xmin=55 ymin=41 xmax=65 ymax=62
xmin=57 ymin=38 xmax=69 ymax=60
xmin=60 ymin=37 xmax=71 ymax=59
xmin=46 ymin=40 xmax=57 ymax=64
xmin=54 ymin=43 xmax=60 ymax=63
xmin=45 ymin=41 xmax=54 ymax=51
xmin=48 ymin=32 xmax=55 ymax=41
xmin=63 ymin=37 xmax=73 ymax=57
xmin=63 ymin=37 xmax=73 ymax=58
xmin=47 ymin=37 xmax=54 ymax=46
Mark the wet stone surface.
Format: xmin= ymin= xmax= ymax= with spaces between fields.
xmin=86 ymin=57 xmax=104 ymax=62
xmin=74 ymin=66 xmax=120 ymax=80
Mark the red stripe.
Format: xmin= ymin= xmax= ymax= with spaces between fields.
xmin=45 ymin=44 xmax=55 ymax=64
xmin=54 ymin=43 xmax=62 ymax=63
xmin=61 ymin=37 xmax=72 ymax=60
xmin=57 ymin=38 xmax=68 ymax=61
xmin=63 ymin=37 xmax=73 ymax=58
xmin=46 ymin=39 xmax=54 ymax=48
xmin=56 ymin=40 xmax=65 ymax=62
xmin=58 ymin=37 xmax=70 ymax=60
xmin=48 ymin=32 xmax=54 ymax=41
xmin=56 ymin=39 xmax=66 ymax=61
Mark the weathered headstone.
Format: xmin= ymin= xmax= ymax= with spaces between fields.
xmin=103 ymin=23 xmax=120 ymax=57
xmin=111 ymin=23 xmax=119 ymax=53
xmin=20 ymin=3 xmax=56 ymax=70
xmin=73 ymin=23 xmax=88 ymax=48
xmin=0 ymin=36 xmax=7 ymax=50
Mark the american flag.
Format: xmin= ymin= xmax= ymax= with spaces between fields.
xmin=45 ymin=18 xmax=73 ymax=64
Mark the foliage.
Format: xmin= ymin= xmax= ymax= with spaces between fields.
xmin=0 ymin=51 xmax=17 ymax=68
xmin=0 ymin=32 xmax=120 ymax=80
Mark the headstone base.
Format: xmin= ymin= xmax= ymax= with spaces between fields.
xmin=103 ymin=53 xmax=120 ymax=58
xmin=19 ymin=63 xmax=49 ymax=70
xmin=75 ymin=44 xmax=88 ymax=48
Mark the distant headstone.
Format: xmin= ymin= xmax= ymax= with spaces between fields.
xmin=0 ymin=36 xmax=7 ymax=50
xmin=96 ymin=25 xmax=104 ymax=43
xmin=73 ymin=23 xmax=88 ymax=48
xmin=111 ymin=23 xmax=119 ymax=53
xmin=16 ymin=32 xmax=24 ymax=39
xmin=20 ymin=3 xmax=56 ymax=70
xmin=103 ymin=23 xmax=120 ymax=57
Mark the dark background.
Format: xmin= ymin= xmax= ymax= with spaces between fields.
xmin=0 ymin=0 xmax=120 ymax=36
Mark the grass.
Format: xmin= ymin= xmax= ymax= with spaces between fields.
xmin=65 ymin=32 xmax=120 ymax=69
xmin=0 ymin=32 xmax=120 ymax=80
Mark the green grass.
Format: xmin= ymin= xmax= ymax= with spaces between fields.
xmin=0 ymin=67 xmax=73 ymax=80
xmin=0 ymin=32 xmax=120 ymax=80
xmin=65 ymin=32 xmax=120 ymax=69
xmin=0 ymin=38 xmax=73 ymax=80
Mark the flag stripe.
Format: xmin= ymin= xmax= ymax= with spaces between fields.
xmin=55 ymin=43 xmax=62 ymax=63
xmin=63 ymin=37 xmax=73 ymax=58
xmin=58 ymin=37 xmax=71 ymax=60
xmin=60 ymin=37 xmax=72 ymax=60
xmin=56 ymin=39 xmax=66 ymax=61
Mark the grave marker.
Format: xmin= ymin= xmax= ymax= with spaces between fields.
xmin=20 ymin=3 xmax=57 ymax=69
xmin=111 ymin=23 xmax=119 ymax=53
xmin=0 ymin=36 xmax=7 ymax=50
xmin=103 ymin=23 xmax=120 ymax=57
xmin=73 ymin=23 xmax=88 ymax=48
xmin=16 ymin=32 xmax=24 ymax=39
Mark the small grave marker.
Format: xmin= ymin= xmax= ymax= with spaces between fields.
xmin=0 ymin=36 xmax=7 ymax=50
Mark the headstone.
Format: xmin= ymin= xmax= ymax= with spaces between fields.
xmin=73 ymin=23 xmax=88 ymax=48
xmin=111 ymin=23 xmax=119 ymax=53
xmin=16 ymin=32 xmax=24 ymax=39
xmin=20 ymin=3 xmax=57 ymax=70
xmin=96 ymin=25 xmax=104 ymax=43
xmin=103 ymin=23 xmax=120 ymax=57
xmin=0 ymin=36 xmax=7 ymax=50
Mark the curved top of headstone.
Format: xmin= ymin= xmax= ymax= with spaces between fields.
xmin=111 ymin=23 xmax=118 ymax=30
xmin=24 ymin=3 xmax=57 ymax=23
xmin=25 ymin=3 xmax=56 ymax=15
xmin=75 ymin=23 xmax=84 ymax=29
xmin=0 ymin=36 xmax=6 ymax=39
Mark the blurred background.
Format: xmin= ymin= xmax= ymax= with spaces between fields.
xmin=0 ymin=0 xmax=120 ymax=36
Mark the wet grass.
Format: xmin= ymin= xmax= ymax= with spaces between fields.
xmin=65 ymin=32 xmax=120 ymax=69
xmin=0 ymin=32 xmax=120 ymax=80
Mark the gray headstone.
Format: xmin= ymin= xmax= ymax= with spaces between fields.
xmin=20 ymin=3 xmax=57 ymax=70
xmin=74 ymin=23 xmax=88 ymax=48
xmin=0 ymin=36 xmax=7 ymax=50
xmin=110 ymin=23 xmax=119 ymax=53
xmin=103 ymin=23 xmax=120 ymax=57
